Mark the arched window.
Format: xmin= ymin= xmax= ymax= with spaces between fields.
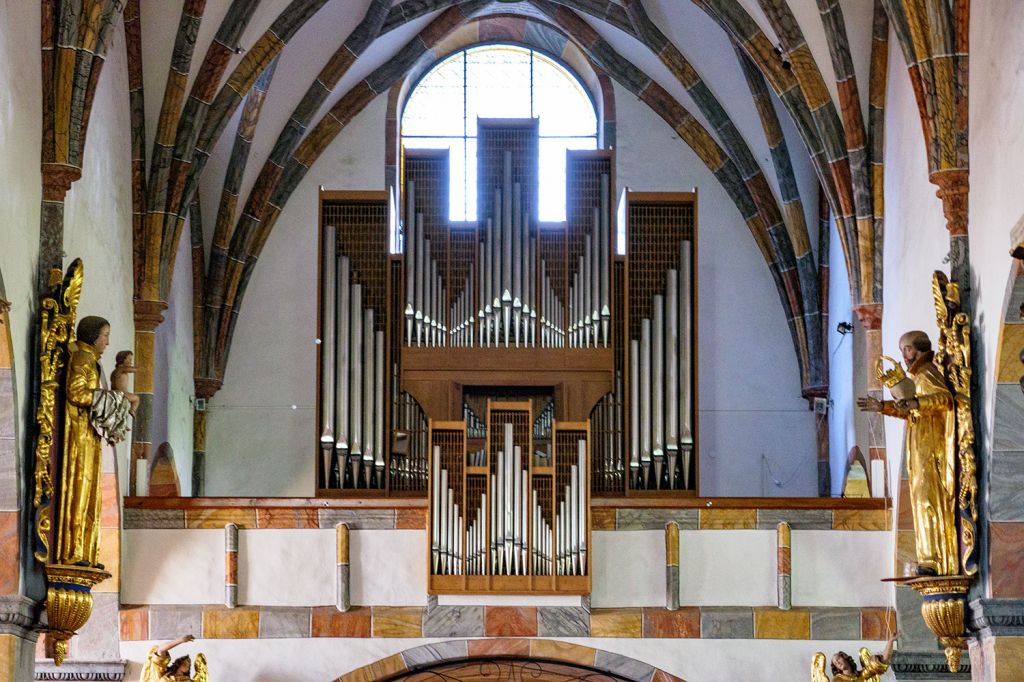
xmin=402 ymin=44 xmax=598 ymax=222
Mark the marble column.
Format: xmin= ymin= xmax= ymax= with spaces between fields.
xmin=130 ymin=301 xmax=167 ymax=496
xmin=665 ymin=522 xmax=679 ymax=611
xmin=777 ymin=522 xmax=791 ymax=610
xmin=337 ymin=523 xmax=350 ymax=612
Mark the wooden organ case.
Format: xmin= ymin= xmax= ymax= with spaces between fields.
xmin=316 ymin=119 xmax=698 ymax=594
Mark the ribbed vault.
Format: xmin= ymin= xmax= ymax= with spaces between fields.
xmin=187 ymin=2 xmax=827 ymax=407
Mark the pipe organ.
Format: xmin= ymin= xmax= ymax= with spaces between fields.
xmin=316 ymin=122 xmax=698 ymax=524
xmin=428 ymin=402 xmax=590 ymax=593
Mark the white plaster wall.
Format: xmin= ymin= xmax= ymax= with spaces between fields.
xmin=828 ymin=216 xmax=858 ymax=496
xmin=239 ymin=530 xmax=335 ymax=606
xmin=203 ymin=95 xmax=386 ymax=496
xmin=0 ymin=0 xmax=42 ymax=449
xmin=151 ymin=230 xmax=195 ymax=495
xmin=791 ymin=530 xmax=892 ymax=607
xmin=614 ymin=82 xmax=817 ymax=497
xmin=125 ymin=527 xmax=886 ymax=608
xmin=591 ymin=530 xmax=664 ymax=607
xmin=122 ymin=528 xmax=427 ymax=607
xmin=679 ymin=530 xmax=776 ymax=607
xmin=968 ymin=0 xmax=1024 ymax=458
xmin=350 ymin=530 xmax=428 ymax=606
xmin=121 ymin=637 xmax=894 ymax=682
xmin=121 ymin=530 xmax=225 ymax=605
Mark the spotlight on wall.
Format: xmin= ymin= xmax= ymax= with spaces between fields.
xmin=836 ymin=321 xmax=853 ymax=336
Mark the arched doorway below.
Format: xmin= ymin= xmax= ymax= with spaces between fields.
xmin=336 ymin=640 xmax=684 ymax=682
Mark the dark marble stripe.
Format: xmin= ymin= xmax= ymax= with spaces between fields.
xmin=123 ymin=508 xmax=185 ymax=529
xmin=538 ymin=606 xmax=590 ymax=636
xmin=810 ymin=608 xmax=860 ymax=640
xmin=994 ymin=383 xmax=1024 ymax=451
xmin=989 ymin=450 xmax=1024 ymax=522
xmin=422 ymin=605 xmax=483 ymax=637
xmin=756 ymin=509 xmax=832 ymax=530
xmin=594 ymin=650 xmax=655 ymax=682
xmin=148 ymin=605 xmax=202 ymax=640
xmin=259 ymin=606 xmax=311 ymax=638
xmin=403 ymin=639 xmax=469 ymax=668
xmin=615 ymin=508 xmax=698 ymax=530
xmin=700 ymin=607 xmax=753 ymax=639
xmin=318 ymin=509 xmax=396 ymax=529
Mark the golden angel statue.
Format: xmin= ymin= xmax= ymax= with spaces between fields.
xmin=140 ymin=635 xmax=209 ymax=682
xmin=811 ymin=632 xmax=897 ymax=681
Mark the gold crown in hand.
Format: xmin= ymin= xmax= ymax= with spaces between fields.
xmin=875 ymin=355 xmax=907 ymax=389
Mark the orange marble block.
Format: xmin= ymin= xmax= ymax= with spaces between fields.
xmin=529 ymin=639 xmax=597 ymax=666
xmin=484 ymin=607 xmax=538 ymax=637
xmin=0 ymin=513 xmax=19 ymax=595
xmin=753 ymin=609 xmax=810 ymax=639
xmin=202 ymin=606 xmax=259 ymax=639
xmin=591 ymin=507 xmax=616 ymax=530
xmin=119 ymin=607 xmax=149 ymax=641
xmin=256 ymin=508 xmax=319 ymax=529
xmin=312 ymin=606 xmax=371 ymax=638
xmin=468 ymin=638 xmax=531 ymax=657
xmin=371 ymin=607 xmax=423 ymax=638
xmin=860 ymin=608 xmax=897 ymax=640
xmin=699 ymin=508 xmax=756 ymax=529
xmin=590 ymin=608 xmax=642 ymax=638
xmin=185 ymin=508 xmax=257 ymax=529
xmin=643 ymin=607 xmax=700 ymax=638
xmin=395 ymin=508 xmax=427 ymax=530
xmin=832 ymin=508 xmax=890 ymax=531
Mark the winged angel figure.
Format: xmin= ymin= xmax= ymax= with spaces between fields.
xmin=811 ymin=631 xmax=897 ymax=681
xmin=139 ymin=635 xmax=209 ymax=681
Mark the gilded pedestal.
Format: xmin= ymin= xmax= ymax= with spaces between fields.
xmin=44 ymin=564 xmax=111 ymax=665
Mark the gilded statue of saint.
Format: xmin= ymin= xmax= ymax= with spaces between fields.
xmin=858 ymin=331 xmax=958 ymax=576
xmin=140 ymin=635 xmax=208 ymax=682
xmin=56 ymin=316 xmax=130 ymax=567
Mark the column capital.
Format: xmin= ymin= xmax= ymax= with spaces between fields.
xmin=853 ymin=303 xmax=883 ymax=330
xmin=194 ymin=377 xmax=223 ymax=400
xmin=132 ymin=299 xmax=167 ymax=332
xmin=931 ymin=168 xmax=970 ymax=237
xmin=41 ymin=163 xmax=82 ymax=202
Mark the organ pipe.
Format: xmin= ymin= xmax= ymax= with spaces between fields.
xmin=679 ymin=240 xmax=693 ymax=488
xmin=625 ymin=237 xmax=695 ymax=490
xmin=336 ymin=257 xmax=350 ymax=453
xmin=652 ymin=294 xmax=665 ymax=489
xmin=362 ymin=309 xmax=375 ymax=487
xmin=666 ymin=269 xmax=679 ymax=490
xmin=349 ymin=284 xmax=363 ymax=463
xmin=320 ymin=224 xmax=336 ymax=449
